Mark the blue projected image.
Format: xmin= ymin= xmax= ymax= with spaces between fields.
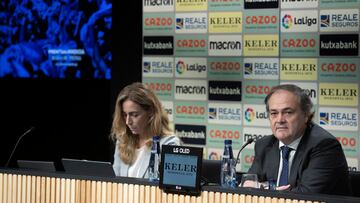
xmin=163 ymin=154 xmax=198 ymax=187
xmin=0 ymin=0 xmax=111 ymax=79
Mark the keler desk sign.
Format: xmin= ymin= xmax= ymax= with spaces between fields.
xmin=159 ymin=145 xmax=203 ymax=196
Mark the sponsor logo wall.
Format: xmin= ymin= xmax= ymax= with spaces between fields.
xmin=142 ymin=0 xmax=360 ymax=171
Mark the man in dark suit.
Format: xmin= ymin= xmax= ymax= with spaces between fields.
xmin=247 ymin=84 xmax=351 ymax=195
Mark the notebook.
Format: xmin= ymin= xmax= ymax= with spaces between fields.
xmin=61 ymin=158 xmax=116 ymax=177
xmin=17 ymin=160 xmax=57 ymax=172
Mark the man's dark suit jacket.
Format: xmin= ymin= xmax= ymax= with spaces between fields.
xmin=248 ymin=123 xmax=351 ymax=196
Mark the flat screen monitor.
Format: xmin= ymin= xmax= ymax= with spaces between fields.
xmin=159 ymin=145 xmax=203 ymax=196
xmin=0 ymin=1 xmax=112 ymax=79
xmin=17 ymin=160 xmax=56 ymax=172
xmin=61 ymin=158 xmax=115 ymax=177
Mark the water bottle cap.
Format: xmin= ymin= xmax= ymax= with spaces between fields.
xmin=153 ymin=135 xmax=160 ymax=141
xmin=224 ymin=139 xmax=232 ymax=145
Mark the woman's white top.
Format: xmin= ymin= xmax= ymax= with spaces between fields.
xmin=113 ymin=135 xmax=180 ymax=178
xmin=128 ymin=145 xmax=150 ymax=178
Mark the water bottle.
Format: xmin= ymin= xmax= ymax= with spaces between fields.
xmin=221 ymin=139 xmax=237 ymax=188
xmin=148 ymin=135 xmax=160 ymax=182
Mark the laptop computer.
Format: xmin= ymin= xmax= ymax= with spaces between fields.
xmin=61 ymin=158 xmax=116 ymax=177
xmin=17 ymin=160 xmax=57 ymax=172
xmin=201 ymin=159 xmax=221 ymax=185
xmin=201 ymin=159 xmax=245 ymax=186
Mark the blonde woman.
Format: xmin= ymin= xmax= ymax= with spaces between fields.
xmin=111 ymin=82 xmax=180 ymax=178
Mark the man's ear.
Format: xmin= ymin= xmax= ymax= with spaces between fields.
xmin=305 ymin=112 xmax=314 ymax=124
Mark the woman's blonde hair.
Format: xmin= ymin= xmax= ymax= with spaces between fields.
xmin=111 ymin=82 xmax=171 ymax=164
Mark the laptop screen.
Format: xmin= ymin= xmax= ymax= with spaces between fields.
xmin=17 ymin=160 xmax=56 ymax=172
xmin=201 ymin=159 xmax=221 ymax=185
xmin=61 ymin=158 xmax=116 ymax=177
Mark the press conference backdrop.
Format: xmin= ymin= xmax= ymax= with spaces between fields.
xmin=142 ymin=0 xmax=360 ymax=172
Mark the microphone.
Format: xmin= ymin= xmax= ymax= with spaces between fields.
xmin=5 ymin=126 xmax=35 ymax=167
xmin=235 ymin=138 xmax=254 ymax=167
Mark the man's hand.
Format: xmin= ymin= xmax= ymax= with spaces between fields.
xmin=277 ymin=184 xmax=291 ymax=191
xmin=241 ymin=180 xmax=259 ymax=188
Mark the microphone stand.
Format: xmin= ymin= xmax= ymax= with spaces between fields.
xmin=5 ymin=127 xmax=35 ymax=167
xmin=235 ymin=138 xmax=254 ymax=167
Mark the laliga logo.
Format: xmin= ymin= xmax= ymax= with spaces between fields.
xmin=282 ymin=14 xmax=292 ymax=29
xmin=176 ymin=60 xmax=186 ymax=74
xmin=245 ymin=108 xmax=255 ymax=122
